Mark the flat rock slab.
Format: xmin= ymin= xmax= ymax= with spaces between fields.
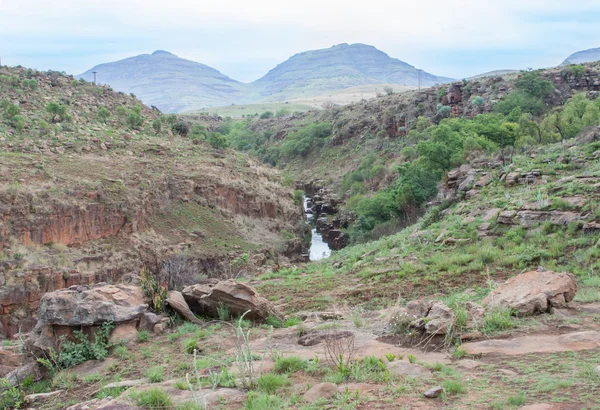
xmin=462 ymin=331 xmax=600 ymax=355
xmin=388 ymin=361 xmax=432 ymax=378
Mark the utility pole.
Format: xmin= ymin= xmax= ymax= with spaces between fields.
xmin=417 ymin=69 xmax=423 ymax=90
xmin=92 ymin=71 xmax=98 ymax=85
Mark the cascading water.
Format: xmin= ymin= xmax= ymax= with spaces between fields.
xmin=303 ymin=194 xmax=331 ymax=261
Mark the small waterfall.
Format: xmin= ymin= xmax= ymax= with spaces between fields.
xmin=303 ymin=194 xmax=331 ymax=261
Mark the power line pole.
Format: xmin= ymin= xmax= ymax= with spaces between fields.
xmin=417 ymin=69 xmax=422 ymax=90
xmin=92 ymin=71 xmax=98 ymax=85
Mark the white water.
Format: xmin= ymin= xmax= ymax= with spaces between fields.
xmin=304 ymin=195 xmax=331 ymax=261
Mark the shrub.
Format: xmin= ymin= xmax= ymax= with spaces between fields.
xmin=146 ymin=365 xmax=164 ymax=383
xmin=472 ymin=96 xmax=485 ymax=109
xmin=133 ymin=388 xmax=172 ymax=409
xmin=0 ymin=378 xmax=23 ymax=409
xmin=97 ymin=106 xmax=111 ymax=123
xmin=127 ymin=112 xmax=143 ymax=129
xmin=46 ymin=101 xmax=67 ymax=123
xmin=208 ymin=132 xmax=229 ymax=149
xmin=21 ymin=79 xmax=38 ymax=90
xmin=41 ymin=321 xmax=115 ymax=370
xmin=4 ymin=103 xmax=20 ymax=120
xmin=140 ymin=267 xmax=168 ymax=313
xmin=152 ymin=118 xmax=162 ymax=133
xmin=12 ymin=115 xmax=24 ymax=133
xmin=172 ymin=121 xmax=190 ymax=136
xmin=259 ymin=111 xmax=274 ymax=119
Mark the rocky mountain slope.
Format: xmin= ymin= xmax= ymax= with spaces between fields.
xmin=562 ymin=46 xmax=600 ymax=65
xmin=0 ymin=66 xmax=307 ymax=339
xmin=78 ymin=44 xmax=451 ymax=113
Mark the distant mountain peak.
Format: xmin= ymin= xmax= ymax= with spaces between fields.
xmin=151 ymin=50 xmax=176 ymax=57
xmin=562 ymin=47 xmax=600 ymax=66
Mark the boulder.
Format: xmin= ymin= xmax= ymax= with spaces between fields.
xmin=37 ymin=284 xmax=147 ymax=327
xmin=166 ymin=291 xmax=203 ymax=325
xmin=483 ymin=270 xmax=577 ymax=315
xmin=423 ymin=385 xmax=444 ymax=398
xmin=182 ymin=279 xmax=284 ymax=322
xmin=303 ymin=382 xmax=338 ymax=402
xmin=424 ymin=302 xmax=455 ymax=335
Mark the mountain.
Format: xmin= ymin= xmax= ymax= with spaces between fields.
xmin=561 ymin=47 xmax=600 ymax=66
xmin=79 ymin=45 xmax=453 ymax=112
xmin=253 ymin=43 xmax=453 ymax=101
xmin=78 ymin=50 xmax=253 ymax=113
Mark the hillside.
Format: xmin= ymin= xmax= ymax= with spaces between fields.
xmin=253 ymin=43 xmax=452 ymax=102
xmin=78 ymin=51 xmax=254 ymax=113
xmin=562 ymin=47 xmax=600 ymax=65
xmin=0 ymin=65 xmax=307 ymax=339
xmin=78 ymin=45 xmax=451 ymax=113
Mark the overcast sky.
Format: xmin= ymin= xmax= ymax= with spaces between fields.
xmin=2 ymin=0 xmax=600 ymax=82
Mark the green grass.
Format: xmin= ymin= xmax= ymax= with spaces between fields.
xmin=133 ymin=388 xmax=172 ymax=409
xmin=274 ymin=356 xmax=308 ymax=374
xmin=442 ymin=379 xmax=467 ymax=395
xmin=482 ymin=308 xmax=516 ymax=335
xmin=245 ymin=391 xmax=286 ymax=410
xmin=185 ymin=102 xmax=314 ymax=118
xmin=145 ymin=366 xmax=164 ymax=383
xmin=137 ymin=330 xmax=151 ymax=343
xmin=257 ymin=373 xmax=290 ymax=394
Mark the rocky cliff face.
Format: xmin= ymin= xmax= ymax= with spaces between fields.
xmin=0 ymin=66 xmax=308 ymax=339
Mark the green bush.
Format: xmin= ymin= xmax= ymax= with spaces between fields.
xmin=172 ymin=121 xmax=189 ymax=136
xmin=4 ymin=103 xmax=20 ymax=120
xmin=127 ymin=112 xmax=143 ymax=129
xmin=259 ymin=111 xmax=274 ymax=119
xmin=96 ymin=106 xmax=110 ymax=123
xmin=208 ymin=132 xmax=229 ymax=149
xmin=46 ymin=101 xmax=67 ymax=123
xmin=0 ymin=378 xmax=23 ymax=409
xmin=152 ymin=118 xmax=162 ymax=133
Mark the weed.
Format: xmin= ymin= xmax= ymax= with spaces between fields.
xmin=137 ymin=330 xmax=151 ymax=343
xmin=482 ymin=308 xmax=515 ymax=334
xmin=408 ymin=354 xmax=417 ymax=364
xmin=217 ymin=303 xmax=230 ymax=321
xmin=133 ymin=388 xmax=172 ymax=409
xmin=442 ymin=379 xmax=467 ymax=395
xmin=274 ymin=356 xmax=308 ymax=373
xmin=183 ymin=338 xmax=199 ymax=354
xmin=384 ymin=353 xmax=396 ymax=362
xmin=245 ymin=391 xmax=285 ymax=410
xmin=257 ymin=373 xmax=290 ymax=394
xmin=146 ymin=365 xmax=164 ymax=383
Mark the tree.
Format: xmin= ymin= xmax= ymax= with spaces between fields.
xmin=514 ymin=71 xmax=553 ymax=99
xmin=97 ymin=106 xmax=111 ymax=123
xmin=383 ymin=86 xmax=394 ymax=95
xmin=260 ymin=111 xmax=274 ymax=119
xmin=46 ymin=101 xmax=67 ymax=123
xmin=208 ymin=132 xmax=229 ymax=149
xmin=172 ymin=121 xmax=190 ymax=136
